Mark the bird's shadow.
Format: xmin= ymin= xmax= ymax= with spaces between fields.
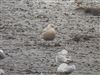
xmin=38 ymin=43 xmax=61 ymax=48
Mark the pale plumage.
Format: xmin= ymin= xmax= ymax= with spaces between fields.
xmin=56 ymin=50 xmax=72 ymax=64
xmin=57 ymin=49 xmax=68 ymax=56
xmin=57 ymin=63 xmax=76 ymax=74
xmin=42 ymin=24 xmax=56 ymax=41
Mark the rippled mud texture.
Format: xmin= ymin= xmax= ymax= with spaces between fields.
xmin=0 ymin=0 xmax=100 ymax=75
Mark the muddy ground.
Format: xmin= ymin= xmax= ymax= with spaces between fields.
xmin=0 ymin=0 xmax=100 ymax=75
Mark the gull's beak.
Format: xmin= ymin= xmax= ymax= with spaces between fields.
xmin=67 ymin=60 xmax=75 ymax=64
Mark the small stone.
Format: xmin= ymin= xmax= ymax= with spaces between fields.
xmin=0 ymin=49 xmax=6 ymax=60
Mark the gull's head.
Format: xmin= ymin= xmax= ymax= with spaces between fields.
xmin=47 ymin=24 xmax=56 ymax=29
xmin=61 ymin=49 xmax=68 ymax=55
xmin=58 ymin=49 xmax=68 ymax=55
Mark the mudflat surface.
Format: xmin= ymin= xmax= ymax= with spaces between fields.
xmin=0 ymin=0 xmax=100 ymax=75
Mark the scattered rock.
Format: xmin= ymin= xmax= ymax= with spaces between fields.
xmin=0 ymin=50 xmax=6 ymax=60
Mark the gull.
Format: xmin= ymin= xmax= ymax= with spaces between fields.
xmin=42 ymin=24 xmax=56 ymax=41
xmin=57 ymin=63 xmax=76 ymax=75
xmin=41 ymin=24 xmax=56 ymax=46
xmin=56 ymin=50 xmax=72 ymax=64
